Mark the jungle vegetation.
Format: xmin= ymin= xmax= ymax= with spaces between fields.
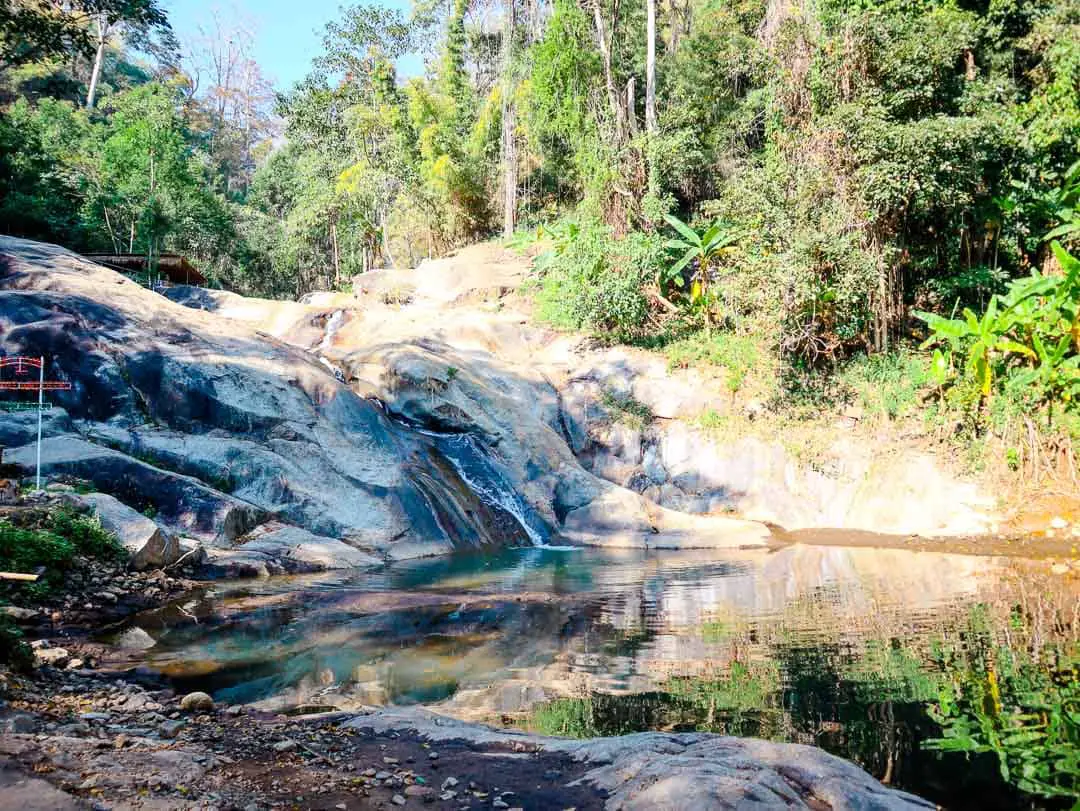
xmin=0 ymin=0 xmax=1078 ymax=467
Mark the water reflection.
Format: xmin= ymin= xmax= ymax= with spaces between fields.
xmin=113 ymin=544 xmax=1079 ymax=809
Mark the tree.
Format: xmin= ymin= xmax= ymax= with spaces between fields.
xmin=85 ymin=0 xmax=174 ymax=109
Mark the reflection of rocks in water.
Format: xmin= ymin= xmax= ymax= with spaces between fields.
xmin=112 ymin=546 xmax=1069 ymax=738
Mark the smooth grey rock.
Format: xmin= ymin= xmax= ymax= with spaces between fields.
xmin=202 ymin=524 xmax=382 ymax=578
xmin=345 ymin=707 xmax=934 ymax=811
xmin=78 ymin=492 xmax=181 ymax=570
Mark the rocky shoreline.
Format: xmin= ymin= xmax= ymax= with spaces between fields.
xmin=0 ymin=658 xmax=934 ymax=811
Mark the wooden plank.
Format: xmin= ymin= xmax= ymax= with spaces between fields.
xmin=0 ymin=572 xmax=40 ymax=582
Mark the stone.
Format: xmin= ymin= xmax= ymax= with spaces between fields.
xmin=272 ymin=739 xmax=298 ymax=753
xmin=202 ymin=525 xmax=383 ymax=578
xmin=159 ymin=719 xmax=187 ymax=739
xmin=179 ymin=692 xmax=215 ymax=713
xmin=391 ymin=795 xmax=406 ymax=806
xmin=34 ymin=647 xmax=70 ymax=668
xmin=1050 ymin=516 xmax=1069 ymax=530
xmin=2 ymin=713 xmax=35 ymax=733
xmin=2 ymin=606 xmax=38 ymax=622
xmin=116 ymin=627 xmax=157 ymax=651
xmin=79 ymin=492 xmax=182 ymax=570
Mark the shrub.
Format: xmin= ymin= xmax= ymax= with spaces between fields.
xmin=532 ymin=220 xmax=662 ymax=340
xmin=0 ymin=508 xmax=124 ymax=599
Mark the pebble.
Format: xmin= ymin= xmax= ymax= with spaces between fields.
xmin=2 ymin=714 xmax=35 ymax=733
xmin=273 ymin=739 xmax=298 ymax=753
xmin=391 ymin=795 xmax=406 ymax=806
xmin=180 ymin=692 xmax=215 ymax=712
xmin=1050 ymin=516 xmax=1068 ymax=529
xmin=1051 ymin=562 xmax=1070 ymax=575
xmin=428 ymin=750 xmax=439 ymax=760
xmin=375 ymin=771 xmax=392 ymax=780
xmin=159 ymin=719 xmax=187 ymax=739
xmin=441 ymin=777 xmax=459 ymax=790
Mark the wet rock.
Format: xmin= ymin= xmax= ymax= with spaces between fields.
xmin=116 ymin=627 xmax=157 ymax=651
xmin=180 ymin=692 xmax=215 ymax=712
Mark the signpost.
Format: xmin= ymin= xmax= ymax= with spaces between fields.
xmin=0 ymin=356 xmax=72 ymax=491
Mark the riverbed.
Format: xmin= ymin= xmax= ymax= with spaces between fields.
xmin=105 ymin=543 xmax=1079 ymax=809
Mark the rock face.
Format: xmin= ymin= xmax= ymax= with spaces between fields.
xmin=202 ymin=523 xmax=383 ymax=578
xmin=77 ymin=492 xmax=181 ymax=570
xmin=0 ymin=236 xmax=772 ymax=562
xmin=345 ymin=707 xmax=933 ymax=811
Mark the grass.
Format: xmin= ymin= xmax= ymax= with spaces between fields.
xmin=600 ymin=389 xmax=653 ymax=430
xmin=0 ymin=507 xmax=124 ymax=601
xmin=662 ymin=331 xmax=770 ymax=397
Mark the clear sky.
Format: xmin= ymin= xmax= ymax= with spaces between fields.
xmin=162 ymin=0 xmax=425 ymax=91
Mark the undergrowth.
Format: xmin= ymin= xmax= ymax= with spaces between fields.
xmin=0 ymin=507 xmax=124 ymax=601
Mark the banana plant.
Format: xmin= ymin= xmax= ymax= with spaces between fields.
xmin=916 ymin=298 xmax=1034 ymax=397
xmin=1043 ymin=159 xmax=1080 ymax=243
xmin=663 ymin=214 xmax=738 ymax=325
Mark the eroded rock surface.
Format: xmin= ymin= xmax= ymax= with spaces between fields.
xmin=346 ymin=707 xmax=933 ymax=810
xmin=0 ymin=236 xmax=771 ymax=561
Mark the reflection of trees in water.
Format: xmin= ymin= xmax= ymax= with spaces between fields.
xmin=528 ymin=568 xmax=1079 ymax=810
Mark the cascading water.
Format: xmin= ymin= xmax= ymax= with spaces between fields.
xmin=308 ymin=309 xmax=549 ymax=549
xmin=427 ymin=431 xmax=549 ymax=546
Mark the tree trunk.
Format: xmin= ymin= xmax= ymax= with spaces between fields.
xmin=85 ymin=16 xmax=108 ymax=109
xmin=330 ymin=218 xmax=341 ymax=288
xmin=626 ymin=77 xmax=638 ymax=136
xmin=645 ymin=0 xmax=657 ymax=136
xmin=501 ymin=0 xmax=518 ymax=238
xmin=592 ymin=0 xmax=625 ymax=144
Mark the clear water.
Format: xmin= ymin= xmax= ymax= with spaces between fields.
xmin=116 ymin=544 xmax=1079 ymax=809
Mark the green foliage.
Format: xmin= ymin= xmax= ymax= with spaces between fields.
xmin=663 ymin=331 xmax=765 ymax=395
xmin=0 ymin=508 xmax=124 ymax=599
xmin=599 ymin=389 xmax=652 ymax=430
xmin=0 ymin=614 xmax=33 ymax=672
xmin=532 ymin=220 xmax=661 ymax=340
xmin=916 ymin=242 xmax=1080 ymax=415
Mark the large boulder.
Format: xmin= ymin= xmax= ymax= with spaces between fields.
xmin=201 ymin=524 xmax=383 ymax=578
xmin=6 ymin=437 xmax=265 ymax=544
xmin=345 ymin=707 xmax=933 ymax=810
xmin=77 ymin=492 xmax=180 ymax=570
xmin=0 ymin=237 xmax=547 ymax=558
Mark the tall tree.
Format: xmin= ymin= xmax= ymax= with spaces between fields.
xmin=501 ymin=0 xmax=517 ymax=237
xmin=84 ymin=0 xmax=174 ymax=108
xmin=645 ymin=0 xmax=656 ymax=137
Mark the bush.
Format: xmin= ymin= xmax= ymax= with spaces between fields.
xmin=532 ymin=220 xmax=663 ymax=341
xmin=0 ymin=615 xmax=34 ymax=672
xmin=0 ymin=508 xmax=124 ymax=600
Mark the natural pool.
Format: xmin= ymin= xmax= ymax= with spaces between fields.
xmin=112 ymin=544 xmax=1079 ymax=810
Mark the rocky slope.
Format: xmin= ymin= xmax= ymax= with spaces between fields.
xmin=0 ymin=237 xmax=769 ymax=571
xmin=0 ymin=665 xmax=932 ymax=810
xmin=173 ymin=241 xmax=1006 ymax=539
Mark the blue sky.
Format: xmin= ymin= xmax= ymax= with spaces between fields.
xmin=163 ymin=0 xmax=425 ymax=90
